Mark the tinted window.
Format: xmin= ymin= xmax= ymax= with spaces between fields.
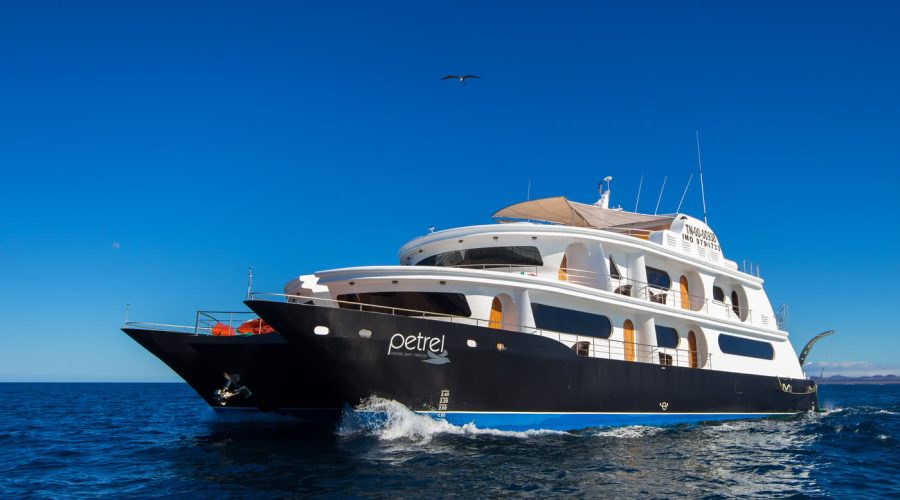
xmin=718 ymin=334 xmax=774 ymax=360
xmin=609 ymin=256 xmax=621 ymax=279
xmin=731 ymin=291 xmax=741 ymax=315
xmin=655 ymin=325 xmax=679 ymax=348
xmin=713 ymin=286 xmax=725 ymax=302
xmin=646 ymin=266 xmax=671 ymax=289
xmin=337 ymin=292 xmax=471 ymax=317
xmin=417 ymin=246 xmax=543 ymax=268
xmin=531 ymin=303 xmax=611 ymax=338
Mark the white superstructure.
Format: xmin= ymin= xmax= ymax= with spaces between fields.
xmin=283 ymin=186 xmax=804 ymax=380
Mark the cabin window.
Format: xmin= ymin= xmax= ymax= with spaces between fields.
xmin=679 ymin=276 xmax=691 ymax=310
xmin=655 ymin=325 xmax=679 ymax=348
xmin=645 ymin=266 xmax=671 ymax=290
xmin=718 ymin=334 xmax=774 ymax=360
xmin=531 ymin=303 xmax=611 ymax=339
xmin=713 ymin=286 xmax=725 ymax=302
xmin=609 ymin=256 xmax=621 ymax=279
xmin=488 ymin=297 xmax=502 ymax=329
xmin=336 ymin=292 xmax=472 ymax=317
xmin=416 ymin=246 xmax=543 ymax=268
xmin=623 ymin=319 xmax=635 ymax=362
xmin=731 ymin=290 xmax=741 ymax=316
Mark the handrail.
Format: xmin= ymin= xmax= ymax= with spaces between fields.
xmin=251 ymin=292 xmax=714 ymax=370
xmin=123 ymin=321 xmax=197 ymax=333
xmin=124 ymin=310 xmax=267 ymax=335
xmin=420 ymin=263 xmax=756 ymax=325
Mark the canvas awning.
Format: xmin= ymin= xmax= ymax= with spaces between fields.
xmin=492 ymin=196 xmax=674 ymax=230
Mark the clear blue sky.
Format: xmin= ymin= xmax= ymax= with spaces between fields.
xmin=1 ymin=1 xmax=897 ymax=381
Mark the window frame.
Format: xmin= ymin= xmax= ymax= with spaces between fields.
xmin=531 ymin=303 xmax=612 ymax=339
xmin=416 ymin=246 xmax=543 ymax=268
xmin=717 ymin=334 xmax=774 ymax=360
xmin=336 ymin=291 xmax=472 ymax=317
xmin=655 ymin=325 xmax=680 ymax=349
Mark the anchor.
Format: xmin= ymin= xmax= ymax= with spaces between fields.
xmin=214 ymin=372 xmax=252 ymax=406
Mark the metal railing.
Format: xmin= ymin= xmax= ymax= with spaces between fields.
xmin=251 ymin=292 xmax=714 ymax=370
xmin=124 ymin=310 xmax=269 ymax=336
xmin=440 ymin=263 xmax=756 ymax=326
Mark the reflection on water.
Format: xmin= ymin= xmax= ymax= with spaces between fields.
xmin=0 ymin=384 xmax=897 ymax=497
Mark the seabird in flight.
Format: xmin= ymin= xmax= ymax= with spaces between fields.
xmin=441 ymin=75 xmax=481 ymax=84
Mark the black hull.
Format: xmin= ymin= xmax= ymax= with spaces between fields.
xmin=122 ymin=328 xmax=342 ymax=421
xmin=246 ymin=300 xmax=819 ymax=431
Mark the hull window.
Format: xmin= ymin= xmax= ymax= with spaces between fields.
xmin=679 ymin=276 xmax=690 ymax=310
xmin=416 ymin=246 xmax=543 ymax=268
xmin=655 ymin=325 xmax=679 ymax=348
xmin=489 ymin=297 xmax=503 ymax=329
xmin=688 ymin=330 xmax=698 ymax=368
xmin=531 ymin=303 xmax=611 ymax=339
xmin=718 ymin=334 xmax=774 ymax=360
xmin=337 ymin=292 xmax=472 ymax=317
xmin=623 ymin=319 xmax=635 ymax=362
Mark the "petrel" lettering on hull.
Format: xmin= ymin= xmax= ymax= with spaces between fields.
xmin=387 ymin=333 xmax=449 ymax=364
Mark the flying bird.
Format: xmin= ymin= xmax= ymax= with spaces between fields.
xmin=441 ymin=74 xmax=481 ymax=84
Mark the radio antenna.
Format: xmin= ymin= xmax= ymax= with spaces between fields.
xmin=676 ymin=173 xmax=693 ymax=213
xmin=246 ymin=266 xmax=253 ymax=300
xmin=654 ymin=176 xmax=667 ymax=215
xmin=696 ymin=131 xmax=708 ymax=224
xmin=634 ymin=174 xmax=643 ymax=212
xmin=526 ymin=179 xmax=531 ymax=200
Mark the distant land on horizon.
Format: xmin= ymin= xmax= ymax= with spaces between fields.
xmin=811 ymin=374 xmax=900 ymax=385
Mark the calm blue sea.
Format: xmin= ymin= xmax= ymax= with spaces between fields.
xmin=0 ymin=383 xmax=897 ymax=498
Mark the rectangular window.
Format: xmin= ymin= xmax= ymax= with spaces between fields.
xmin=531 ymin=303 xmax=611 ymax=339
xmin=416 ymin=246 xmax=543 ymax=268
xmin=718 ymin=334 xmax=774 ymax=360
xmin=337 ymin=292 xmax=472 ymax=317
xmin=655 ymin=325 xmax=679 ymax=348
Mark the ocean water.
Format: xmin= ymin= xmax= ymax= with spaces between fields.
xmin=1 ymin=384 xmax=898 ymax=498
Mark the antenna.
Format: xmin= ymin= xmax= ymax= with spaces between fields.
xmin=676 ymin=173 xmax=693 ymax=213
xmin=654 ymin=176 xmax=667 ymax=215
xmin=634 ymin=174 xmax=643 ymax=212
xmin=527 ymin=179 xmax=531 ymax=201
xmin=696 ymin=131 xmax=708 ymax=224
xmin=246 ymin=266 xmax=253 ymax=300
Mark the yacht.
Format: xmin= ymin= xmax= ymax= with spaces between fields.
xmin=125 ymin=181 xmax=822 ymax=430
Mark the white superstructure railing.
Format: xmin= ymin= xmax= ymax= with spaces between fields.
xmin=438 ymin=264 xmax=768 ymax=327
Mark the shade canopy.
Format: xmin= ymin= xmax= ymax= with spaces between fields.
xmin=493 ymin=196 xmax=674 ymax=230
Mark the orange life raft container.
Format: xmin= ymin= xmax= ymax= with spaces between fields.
xmin=237 ymin=318 xmax=275 ymax=335
xmin=211 ymin=322 xmax=235 ymax=336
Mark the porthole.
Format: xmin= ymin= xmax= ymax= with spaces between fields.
xmin=496 ymin=343 xmax=506 ymax=351
xmin=313 ymin=325 xmax=330 ymax=336
xmin=466 ymin=339 xmax=477 ymax=348
xmin=358 ymin=328 xmax=372 ymax=339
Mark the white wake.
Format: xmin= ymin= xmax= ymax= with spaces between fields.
xmin=336 ymin=396 xmax=565 ymax=443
